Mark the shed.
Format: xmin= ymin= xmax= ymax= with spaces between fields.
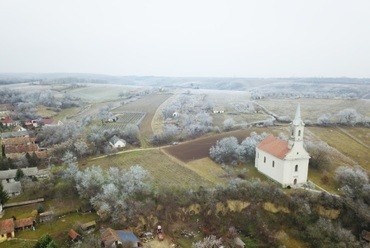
xmin=69 ymin=229 xmax=82 ymax=242
xmin=14 ymin=217 xmax=34 ymax=230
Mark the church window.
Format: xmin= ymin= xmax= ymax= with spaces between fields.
xmin=264 ymin=157 xmax=266 ymax=163
xmin=272 ymin=161 xmax=275 ymax=167
xmin=295 ymin=164 xmax=298 ymax=172
xmin=298 ymin=130 xmax=301 ymax=136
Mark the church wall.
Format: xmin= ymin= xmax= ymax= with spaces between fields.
xmin=255 ymin=148 xmax=285 ymax=184
xmin=282 ymin=159 xmax=309 ymax=187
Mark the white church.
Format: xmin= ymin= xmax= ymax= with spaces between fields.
xmin=255 ymin=105 xmax=310 ymax=187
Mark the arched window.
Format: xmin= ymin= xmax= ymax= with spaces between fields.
xmin=272 ymin=161 xmax=275 ymax=167
xmin=264 ymin=157 xmax=266 ymax=163
xmin=298 ymin=130 xmax=301 ymax=136
xmin=295 ymin=164 xmax=298 ymax=172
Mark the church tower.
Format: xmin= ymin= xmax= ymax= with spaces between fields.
xmin=288 ymin=104 xmax=305 ymax=149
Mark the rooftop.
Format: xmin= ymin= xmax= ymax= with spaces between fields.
xmin=257 ymin=135 xmax=290 ymax=159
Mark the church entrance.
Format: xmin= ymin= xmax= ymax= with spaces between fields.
xmin=293 ymin=179 xmax=297 ymax=185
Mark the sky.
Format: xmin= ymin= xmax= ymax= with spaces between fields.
xmin=1 ymin=0 xmax=370 ymax=78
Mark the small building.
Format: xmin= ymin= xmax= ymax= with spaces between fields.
xmin=1 ymin=180 xmax=21 ymax=196
xmin=1 ymin=117 xmax=15 ymax=127
xmin=1 ymin=131 xmax=29 ymax=139
xmin=255 ymin=105 xmax=310 ymax=187
xmin=13 ymin=126 xmax=26 ymax=132
xmin=69 ymin=229 xmax=82 ymax=242
xmin=39 ymin=211 xmax=54 ymax=223
xmin=213 ymin=106 xmax=225 ymax=114
xmin=101 ymin=228 xmax=141 ymax=248
xmin=109 ymin=136 xmax=126 ymax=148
xmin=14 ymin=217 xmax=35 ymax=231
xmin=0 ymin=218 xmax=15 ymax=242
xmin=81 ymin=220 xmax=96 ymax=231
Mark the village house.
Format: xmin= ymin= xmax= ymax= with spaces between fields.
xmin=1 ymin=117 xmax=15 ymax=127
xmin=109 ymin=136 xmax=126 ymax=148
xmin=101 ymin=228 xmax=141 ymax=248
xmin=1 ymin=130 xmax=29 ymax=139
xmin=0 ymin=218 xmax=15 ymax=242
xmin=1 ymin=179 xmax=21 ymax=196
xmin=213 ymin=106 xmax=225 ymax=114
xmin=255 ymin=105 xmax=310 ymax=187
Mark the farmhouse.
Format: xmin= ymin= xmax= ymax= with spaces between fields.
xmin=255 ymin=105 xmax=310 ymax=187
xmin=101 ymin=228 xmax=141 ymax=248
xmin=1 ymin=117 xmax=15 ymax=127
xmin=213 ymin=106 xmax=225 ymax=114
xmin=109 ymin=136 xmax=126 ymax=148
xmin=0 ymin=218 xmax=15 ymax=242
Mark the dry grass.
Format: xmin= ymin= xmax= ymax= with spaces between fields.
xmin=340 ymin=127 xmax=370 ymax=147
xmin=180 ymin=157 xmax=226 ymax=185
xmin=308 ymin=127 xmax=370 ymax=170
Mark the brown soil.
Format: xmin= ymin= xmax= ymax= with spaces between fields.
xmin=163 ymin=127 xmax=285 ymax=162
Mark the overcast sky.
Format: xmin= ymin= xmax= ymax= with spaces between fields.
xmin=1 ymin=0 xmax=370 ymax=77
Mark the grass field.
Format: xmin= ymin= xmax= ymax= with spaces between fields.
xmin=87 ymin=149 xmax=216 ymax=189
xmin=257 ymin=98 xmax=370 ymax=121
xmin=340 ymin=127 xmax=370 ymax=147
xmin=308 ymin=127 xmax=370 ymax=170
xmin=67 ymin=84 xmax=143 ymax=102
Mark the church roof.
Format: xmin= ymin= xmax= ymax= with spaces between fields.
xmin=257 ymin=135 xmax=290 ymax=159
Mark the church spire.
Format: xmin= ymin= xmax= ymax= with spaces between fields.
xmin=289 ymin=104 xmax=305 ymax=148
xmin=293 ymin=104 xmax=303 ymax=125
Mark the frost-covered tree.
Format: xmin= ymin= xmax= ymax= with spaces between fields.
xmin=223 ymin=118 xmax=235 ymax=131
xmin=336 ymin=108 xmax=361 ymax=125
xmin=335 ymin=166 xmax=369 ymax=198
xmin=317 ymin=113 xmax=332 ymax=126
xmin=74 ymin=140 xmax=90 ymax=157
xmin=192 ymin=235 xmax=223 ymax=248
xmin=210 ymin=137 xmax=239 ymax=164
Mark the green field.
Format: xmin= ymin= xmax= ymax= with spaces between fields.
xmin=308 ymin=127 xmax=370 ymax=170
xmin=87 ymin=149 xmax=217 ymax=189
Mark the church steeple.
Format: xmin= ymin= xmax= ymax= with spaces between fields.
xmin=288 ymin=104 xmax=305 ymax=149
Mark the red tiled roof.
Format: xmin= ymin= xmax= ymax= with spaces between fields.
xmin=2 ymin=117 xmax=13 ymax=124
xmin=0 ymin=218 xmax=15 ymax=234
xmin=2 ymin=137 xmax=35 ymax=145
xmin=69 ymin=229 xmax=81 ymax=240
xmin=5 ymin=144 xmax=39 ymax=153
xmin=257 ymin=135 xmax=290 ymax=159
xmin=14 ymin=217 xmax=34 ymax=229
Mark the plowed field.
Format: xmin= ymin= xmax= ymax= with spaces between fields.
xmin=114 ymin=93 xmax=172 ymax=137
xmin=164 ymin=127 xmax=286 ymax=162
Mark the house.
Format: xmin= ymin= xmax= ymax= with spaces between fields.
xmin=213 ymin=106 xmax=225 ymax=114
xmin=1 ymin=117 xmax=15 ymax=127
xmin=0 ymin=218 xmax=15 ymax=242
xmin=1 ymin=179 xmax=21 ymax=196
xmin=101 ymin=228 xmax=141 ymax=248
xmin=255 ymin=105 xmax=310 ymax=187
xmin=13 ymin=126 xmax=26 ymax=132
xmin=14 ymin=217 xmax=34 ymax=231
xmin=69 ymin=229 xmax=82 ymax=242
xmin=1 ymin=131 xmax=29 ymax=139
xmin=41 ymin=118 xmax=63 ymax=126
xmin=109 ymin=136 xmax=126 ymax=148
xmin=0 ymin=167 xmax=39 ymax=181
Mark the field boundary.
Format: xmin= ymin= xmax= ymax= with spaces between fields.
xmin=336 ymin=126 xmax=370 ymax=149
